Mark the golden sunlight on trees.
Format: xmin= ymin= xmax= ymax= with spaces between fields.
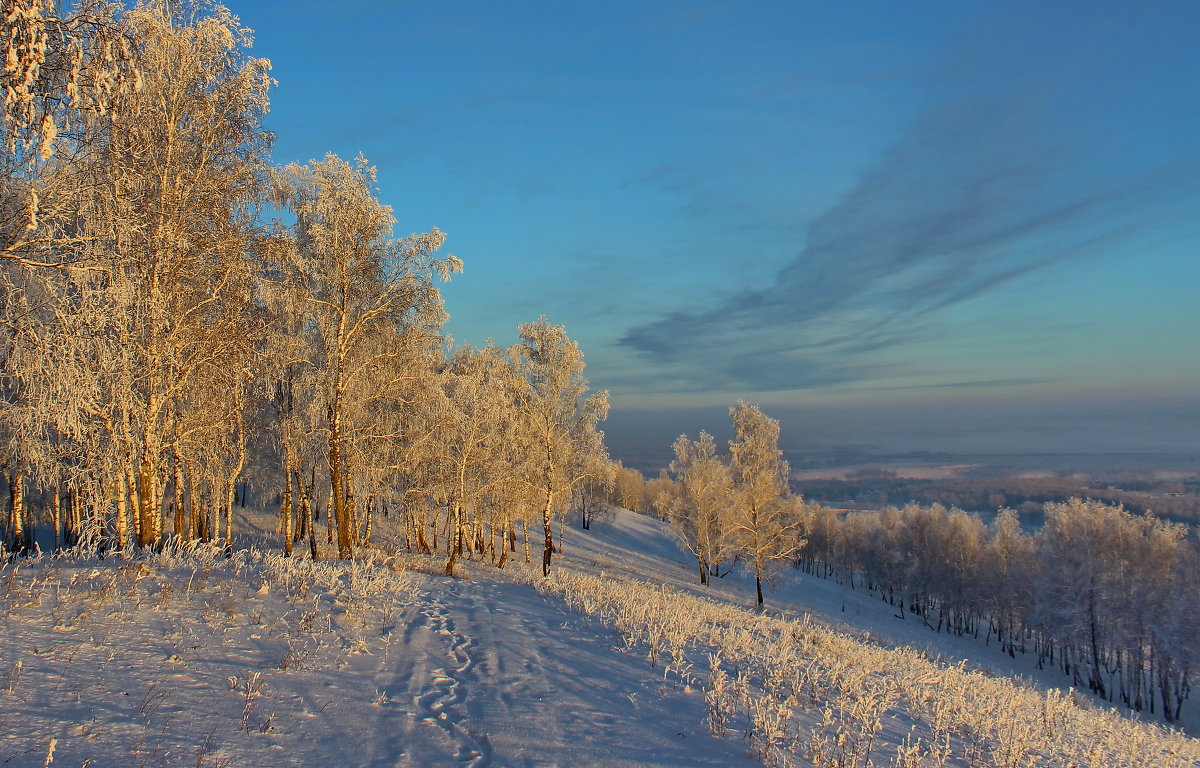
xmin=426 ymin=343 xmax=528 ymax=573
xmin=3 ymin=0 xmax=269 ymax=551
xmin=728 ymin=402 xmax=805 ymax=605
xmin=658 ymin=403 xmax=805 ymax=604
xmin=663 ymin=431 xmax=733 ymax=586
xmin=0 ymin=2 xmax=616 ymax=571
xmin=270 ymin=154 xmax=459 ymax=559
xmin=513 ymin=318 xmax=609 ymax=576
xmin=1 ymin=0 xmax=137 ymax=269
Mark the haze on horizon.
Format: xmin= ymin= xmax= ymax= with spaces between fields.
xmin=236 ymin=0 xmax=1200 ymax=460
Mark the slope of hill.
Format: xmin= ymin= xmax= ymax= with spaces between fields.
xmin=2 ymin=509 xmax=1198 ymax=767
xmin=0 ymin=539 xmax=756 ymax=768
xmin=557 ymin=506 xmax=1200 ymax=736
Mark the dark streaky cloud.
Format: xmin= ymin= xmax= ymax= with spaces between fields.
xmin=621 ymin=94 xmax=1146 ymax=386
xmin=619 ymin=3 xmax=1199 ymax=396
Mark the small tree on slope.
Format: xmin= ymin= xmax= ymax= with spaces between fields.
xmin=512 ymin=318 xmax=608 ymax=576
xmin=727 ymin=401 xmax=804 ymax=606
xmin=666 ymin=431 xmax=734 ymax=586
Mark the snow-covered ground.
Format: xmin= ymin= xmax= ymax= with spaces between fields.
xmin=2 ymin=506 xmax=1197 ymax=766
xmin=557 ymin=507 xmax=1200 ymax=735
xmin=0 ymin=535 xmax=757 ymax=767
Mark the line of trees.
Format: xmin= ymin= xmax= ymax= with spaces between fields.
xmin=796 ymin=498 xmax=1198 ymax=722
xmin=795 ymin=474 xmax=1200 ymax=522
xmin=0 ymin=0 xmax=610 ymax=573
xmin=646 ymin=400 xmax=1196 ymax=721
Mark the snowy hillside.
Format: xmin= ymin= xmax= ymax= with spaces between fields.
xmin=0 ymin=539 xmax=756 ymax=767
xmin=559 ymin=507 xmax=1200 ymax=733
xmin=2 ymin=510 xmax=1199 ymax=767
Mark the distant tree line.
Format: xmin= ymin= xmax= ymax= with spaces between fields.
xmin=795 ymin=474 xmax=1200 ymax=522
xmin=0 ymin=0 xmax=609 ymax=575
xmin=796 ymin=499 xmax=1198 ymax=723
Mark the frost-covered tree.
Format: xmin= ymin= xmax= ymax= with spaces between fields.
xmin=613 ymin=465 xmax=646 ymax=512
xmin=573 ymin=453 xmax=616 ymax=531
xmin=0 ymin=1 xmax=631 ymax=572
xmin=1035 ymin=499 xmax=1121 ymax=698
xmin=98 ymin=0 xmax=269 ymax=549
xmin=512 ymin=318 xmax=608 ymax=576
xmin=981 ymin=508 xmax=1035 ymax=656
xmin=271 ymin=153 xmax=459 ymax=559
xmin=786 ymin=494 xmax=1198 ymax=722
xmin=665 ymin=431 xmax=733 ymax=586
xmin=643 ymin=469 xmax=675 ymax=519
xmin=1 ymin=0 xmax=137 ymax=270
xmin=0 ymin=1 xmax=270 ymax=551
xmin=426 ymin=343 xmax=526 ymax=573
xmin=727 ymin=402 xmax=803 ymax=605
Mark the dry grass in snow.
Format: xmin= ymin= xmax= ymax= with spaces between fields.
xmin=0 ymin=541 xmax=423 ymax=767
xmin=537 ymin=569 xmax=1200 ymax=768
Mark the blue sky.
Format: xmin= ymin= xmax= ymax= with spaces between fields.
xmin=233 ymin=1 xmax=1199 ymax=458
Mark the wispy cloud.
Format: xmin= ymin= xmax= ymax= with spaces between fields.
xmin=619 ymin=79 xmax=1187 ymax=394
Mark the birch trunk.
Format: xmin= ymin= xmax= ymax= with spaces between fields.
xmin=172 ymin=450 xmax=185 ymax=538
xmin=7 ymin=470 xmax=29 ymax=553
xmin=51 ymin=488 xmax=62 ymax=551
xmin=281 ymin=467 xmax=294 ymax=556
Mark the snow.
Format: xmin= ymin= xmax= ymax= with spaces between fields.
xmin=2 ymin=506 xmax=1197 ymax=766
xmin=560 ymin=507 xmax=1200 ymax=735
xmin=0 ymin=538 xmax=757 ymax=767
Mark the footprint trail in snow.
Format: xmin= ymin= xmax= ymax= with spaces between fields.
xmin=414 ymin=585 xmax=493 ymax=767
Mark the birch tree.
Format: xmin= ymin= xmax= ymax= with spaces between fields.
xmin=1 ymin=1 xmax=269 ymax=550
xmin=665 ymin=431 xmax=734 ymax=585
xmin=1035 ymin=499 xmax=1118 ymax=697
xmin=97 ymin=0 xmax=269 ymax=549
xmin=573 ymin=453 xmax=616 ymax=531
xmin=1 ymin=0 xmax=138 ymax=550
xmin=613 ymin=465 xmax=645 ymax=512
xmin=981 ymin=508 xmax=1035 ymax=656
xmin=1 ymin=0 xmax=137 ymax=270
xmin=727 ymin=401 xmax=802 ymax=605
xmin=512 ymin=318 xmax=608 ymax=576
xmin=428 ymin=344 xmax=522 ymax=573
xmin=271 ymin=153 xmax=459 ymax=559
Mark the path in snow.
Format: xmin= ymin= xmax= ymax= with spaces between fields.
xmin=379 ymin=573 xmax=759 ymax=768
xmin=410 ymin=583 xmax=492 ymax=766
xmin=0 ymin=541 xmax=765 ymax=767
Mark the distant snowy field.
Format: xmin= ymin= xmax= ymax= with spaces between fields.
xmin=2 ymin=508 xmax=1197 ymax=767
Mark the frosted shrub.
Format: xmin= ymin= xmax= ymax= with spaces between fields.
xmin=889 ymin=731 xmax=927 ymax=768
xmin=748 ymin=691 xmax=799 ymax=767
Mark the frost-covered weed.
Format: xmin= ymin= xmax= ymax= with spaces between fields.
xmin=229 ymin=672 xmax=267 ymax=731
xmin=537 ymin=569 xmax=1200 ymax=768
xmin=706 ymin=653 xmax=735 ymax=737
